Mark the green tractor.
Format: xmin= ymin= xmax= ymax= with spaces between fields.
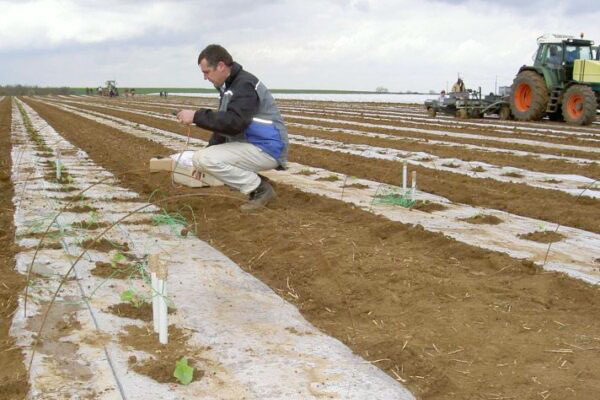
xmin=510 ymin=34 xmax=600 ymax=125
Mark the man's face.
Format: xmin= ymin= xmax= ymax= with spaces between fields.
xmin=199 ymin=59 xmax=229 ymax=88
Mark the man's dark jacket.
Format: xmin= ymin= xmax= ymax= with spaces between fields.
xmin=192 ymin=62 xmax=288 ymax=167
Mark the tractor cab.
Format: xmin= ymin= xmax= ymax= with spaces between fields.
xmin=534 ymin=34 xmax=595 ymax=89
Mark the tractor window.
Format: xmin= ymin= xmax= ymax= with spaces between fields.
xmin=545 ymin=45 xmax=563 ymax=67
xmin=534 ymin=46 xmax=544 ymax=64
xmin=564 ymin=45 xmax=592 ymax=63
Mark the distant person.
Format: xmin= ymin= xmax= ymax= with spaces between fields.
xmin=176 ymin=44 xmax=288 ymax=211
xmin=451 ymin=78 xmax=465 ymax=92
xmin=159 ymin=91 xmax=163 ymax=97
xmin=438 ymin=90 xmax=446 ymax=103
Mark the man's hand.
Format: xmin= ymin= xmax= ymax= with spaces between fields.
xmin=177 ymin=110 xmax=196 ymax=125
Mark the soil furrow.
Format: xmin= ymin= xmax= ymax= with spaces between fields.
xmin=286 ymin=116 xmax=600 ymax=160
xmin=55 ymin=98 xmax=600 ymax=175
xmin=40 ymin=99 xmax=600 ymax=234
xmin=287 ymin=125 xmax=600 ymax=178
xmin=286 ymin=110 xmax=600 ymax=143
xmin=68 ymin=96 xmax=600 ymax=146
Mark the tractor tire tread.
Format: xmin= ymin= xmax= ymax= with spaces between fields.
xmin=510 ymin=71 xmax=548 ymax=121
xmin=562 ymin=84 xmax=597 ymax=126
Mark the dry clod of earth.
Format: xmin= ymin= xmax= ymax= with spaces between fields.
xmin=80 ymin=238 xmax=130 ymax=253
xmin=460 ymin=214 xmax=503 ymax=225
xmin=518 ymin=230 xmax=566 ymax=243
xmin=106 ymin=302 xmax=175 ymax=322
xmin=90 ymin=261 xmax=141 ymax=279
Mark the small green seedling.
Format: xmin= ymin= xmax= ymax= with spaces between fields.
xmin=173 ymin=357 xmax=194 ymax=385
xmin=120 ymin=289 xmax=144 ymax=308
xmin=111 ymin=252 xmax=126 ymax=268
xmin=88 ymin=210 xmax=99 ymax=225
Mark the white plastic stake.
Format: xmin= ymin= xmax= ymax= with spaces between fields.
xmin=56 ymin=148 xmax=61 ymax=181
xmin=411 ymin=171 xmax=417 ymax=201
xmin=158 ymin=278 xmax=168 ymax=345
xmin=151 ymin=271 xmax=159 ymax=333
xmin=402 ymin=161 xmax=407 ymax=195
xmin=149 ymin=255 xmax=160 ymax=334
xmin=150 ymin=254 xmax=169 ymax=345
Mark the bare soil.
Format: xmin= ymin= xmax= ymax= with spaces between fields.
xmin=20 ymin=97 xmax=600 ymax=399
xmin=107 ymin=302 xmax=152 ymax=321
xmin=80 ymin=238 xmax=130 ymax=253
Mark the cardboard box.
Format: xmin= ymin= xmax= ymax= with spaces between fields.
xmin=149 ymin=157 xmax=173 ymax=172
xmin=199 ymin=172 xmax=224 ymax=187
xmin=172 ymin=163 xmax=223 ymax=188
xmin=150 ymin=155 xmax=223 ymax=187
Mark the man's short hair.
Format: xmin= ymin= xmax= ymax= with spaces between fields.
xmin=198 ymin=44 xmax=233 ymax=67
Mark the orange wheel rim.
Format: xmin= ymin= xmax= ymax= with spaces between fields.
xmin=567 ymin=94 xmax=584 ymax=119
xmin=514 ymin=83 xmax=531 ymax=112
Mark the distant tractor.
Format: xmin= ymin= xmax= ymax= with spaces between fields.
xmin=510 ymin=33 xmax=600 ymax=125
xmin=101 ymin=80 xmax=119 ymax=97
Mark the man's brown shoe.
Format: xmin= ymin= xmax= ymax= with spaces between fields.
xmin=240 ymin=178 xmax=276 ymax=211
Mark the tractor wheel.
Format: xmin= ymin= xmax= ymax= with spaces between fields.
xmin=456 ymin=109 xmax=468 ymax=119
xmin=561 ymin=85 xmax=597 ymax=125
xmin=499 ymin=104 xmax=512 ymax=120
xmin=427 ymin=107 xmax=437 ymax=118
xmin=509 ymin=71 xmax=549 ymax=121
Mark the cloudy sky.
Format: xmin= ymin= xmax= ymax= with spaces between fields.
xmin=1 ymin=0 xmax=599 ymax=93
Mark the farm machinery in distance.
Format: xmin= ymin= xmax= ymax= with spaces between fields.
xmin=509 ymin=33 xmax=600 ymax=125
xmin=425 ymin=34 xmax=600 ymax=125
xmin=425 ymin=88 xmax=512 ymax=120
xmin=98 ymin=80 xmax=119 ymax=97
